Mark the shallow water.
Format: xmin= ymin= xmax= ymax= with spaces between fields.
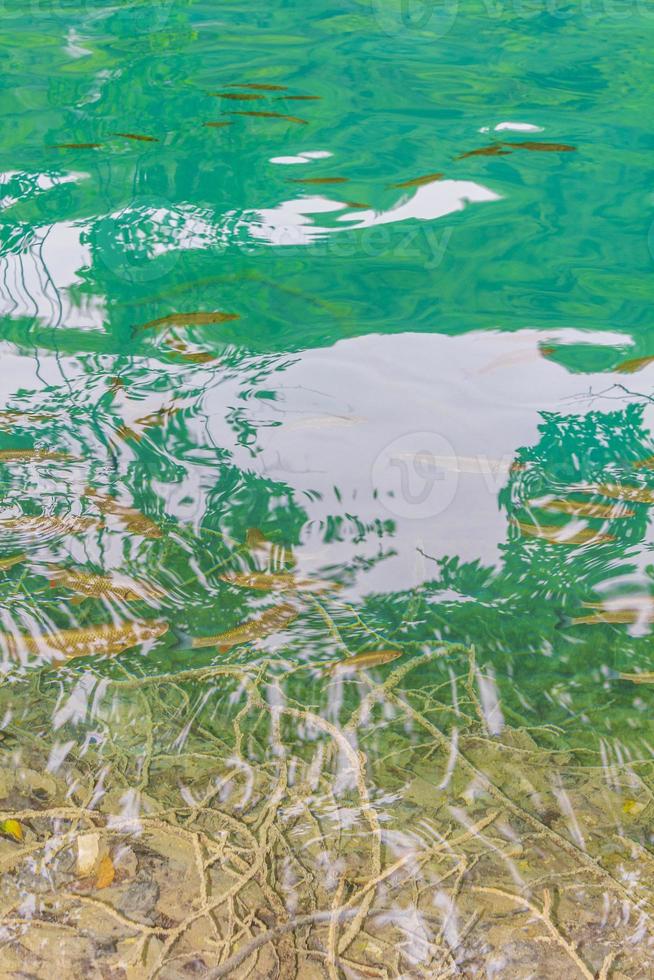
xmin=2 ymin=1 xmax=654 ymax=977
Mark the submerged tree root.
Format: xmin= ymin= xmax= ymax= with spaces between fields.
xmin=0 ymin=643 xmax=650 ymax=978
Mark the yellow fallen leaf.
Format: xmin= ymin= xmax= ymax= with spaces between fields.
xmin=95 ymin=854 xmax=115 ymax=889
xmin=0 ymin=819 xmax=23 ymax=842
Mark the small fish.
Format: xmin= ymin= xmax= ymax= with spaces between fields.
xmin=229 ymin=111 xmax=309 ymax=125
xmin=512 ymin=519 xmax=614 ymax=546
xmin=344 ymin=201 xmax=369 ymax=209
xmin=83 ymin=487 xmax=162 ymax=539
xmin=615 ymin=355 xmax=654 ymax=374
xmin=191 ymin=603 xmax=298 ymax=650
xmin=134 ymin=405 xmax=179 ymax=428
xmin=0 ymin=515 xmax=99 ymax=536
xmin=226 ymin=83 xmax=288 ymax=91
xmin=0 ymin=449 xmax=70 ymax=462
xmin=539 ymin=499 xmax=634 ymax=519
xmin=457 ymin=145 xmax=512 ymax=159
xmin=210 ymin=92 xmax=266 ymax=100
xmin=107 ymin=377 xmax=126 ymax=392
xmin=135 ymin=311 xmax=240 ymax=333
xmin=114 ymin=425 xmax=142 ymax=444
xmin=289 ymin=177 xmax=349 ymax=184
xmin=45 ymin=565 xmax=163 ymax=603
xmin=203 ymin=122 xmax=233 ymax=128
xmin=220 ymin=571 xmax=340 ymax=594
xmin=166 ymin=339 xmax=216 ymax=363
xmin=0 ymin=819 xmax=23 ymax=842
xmin=114 ymin=132 xmax=159 ymax=142
xmin=4 ymin=619 xmax=168 ymax=662
xmin=52 ymin=143 xmax=101 ymax=149
xmin=246 ymin=528 xmax=296 ymax=569
xmin=571 ymin=610 xmax=654 ymax=625
xmin=329 ymin=649 xmax=402 ymax=672
xmin=0 ymin=554 xmax=25 ymax=571
xmin=170 ymin=349 xmax=216 ymax=364
xmin=0 ymin=411 xmax=55 ymax=427
xmin=620 ymin=671 xmax=654 ymax=684
xmin=502 ymin=141 xmax=576 ymax=152
xmin=578 ymin=483 xmax=654 ymax=505
xmin=391 ymin=173 xmax=444 ymax=189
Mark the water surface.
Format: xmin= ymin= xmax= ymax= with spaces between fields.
xmin=1 ymin=1 xmax=654 ymax=976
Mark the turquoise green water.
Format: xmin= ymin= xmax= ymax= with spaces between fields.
xmin=2 ymin=1 xmax=654 ymax=976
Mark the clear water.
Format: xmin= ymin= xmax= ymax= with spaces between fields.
xmin=2 ymin=1 xmax=654 ymax=976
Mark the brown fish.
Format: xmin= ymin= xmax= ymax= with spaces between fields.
xmin=458 ymin=145 xmax=512 ymax=159
xmin=578 ymin=483 xmax=654 ymax=505
xmin=169 ymin=349 xmax=216 ymax=364
xmin=0 ymin=449 xmax=70 ymax=462
xmin=135 ymin=311 xmax=240 ymax=333
xmin=329 ymin=649 xmax=402 ymax=672
xmin=107 ymin=377 xmax=126 ymax=392
xmin=539 ymin=498 xmax=634 ymax=519
xmin=620 ymin=671 xmax=654 ymax=684
xmin=512 ymin=519 xmax=613 ymax=546
xmin=571 ymin=610 xmax=654 ymax=626
xmin=0 ymin=411 xmax=55 ymax=427
xmin=391 ymin=173 xmax=444 ymax=189
xmin=615 ymin=355 xmax=654 ymax=374
xmin=0 ymin=515 xmax=99 ymax=536
xmin=502 ymin=141 xmax=576 ymax=152
xmin=229 ymin=111 xmax=308 ymax=125
xmin=114 ymin=425 xmax=142 ymax=444
xmin=4 ymin=619 xmax=168 ymax=662
xmin=226 ymin=83 xmax=288 ymax=91
xmin=289 ymin=177 xmax=349 ymax=185
xmin=210 ymin=92 xmax=266 ymax=100
xmin=83 ymin=487 xmax=161 ymax=539
xmin=344 ymin=201 xmax=369 ymax=209
xmin=203 ymin=122 xmax=233 ymax=128
xmin=52 ymin=143 xmax=101 ymax=149
xmin=220 ymin=571 xmax=340 ymax=594
xmin=134 ymin=405 xmax=179 ymax=428
xmin=0 ymin=554 xmax=25 ymax=571
xmin=46 ymin=565 xmax=163 ymax=604
xmin=191 ymin=604 xmax=298 ymax=650
xmin=114 ymin=132 xmax=159 ymax=142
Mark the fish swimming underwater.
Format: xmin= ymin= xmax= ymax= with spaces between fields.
xmin=328 ymin=649 xmax=402 ymax=672
xmin=191 ymin=604 xmax=298 ymax=651
xmin=83 ymin=487 xmax=162 ymax=539
xmin=45 ymin=565 xmax=163 ymax=604
xmin=0 ymin=449 xmax=71 ymax=462
xmin=576 ymin=483 xmax=654 ymax=505
xmin=220 ymin=571 xmax=340 ymax=594
xmin=228 ymin=111 xmax=309 ymax=125
xmin=512 ymin=518 xmax=614 ymax=546
xmin=4 ymin=620 xmax=168 ymax=663
xmin=134 ymin=311 xmax=240 ymax=333
xmin=0 ymin=515 xmax=99 ymax=536
xmin=537 ymin=498 xmax=634 ymax=519
xmin=391 ymin=173 xmax=444 ymax=189
xmin=113 ymin=132 xmax=159 ymax=142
